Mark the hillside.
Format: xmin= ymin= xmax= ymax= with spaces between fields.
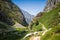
xmin=0 ymin=0 xmax=60 ymax=40
xmin=26 ymin=1 xmax=60 ymax=40
xmin=0 ymin=0 xmax=28 ymax=40
xmin=29 ymin=0 xmax=60 ymax=32
xmin=0 ymin=0 xmax=28 ymax=26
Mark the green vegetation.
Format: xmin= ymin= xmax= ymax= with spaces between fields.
xmin=38 ymin=6 xmax=60 ymax=29
xmin=0 ymin=22 xmax=28 ymax=40
xmin=41 ymin=26 xmax=60 ymax=40
xmin=27 ymin=3 xmax=60 ymax=40
xmin=0 ymin=0 xmax=60 ymax=40
xmin=0 ymin=0 xmax=28 ymax=40
xmin=30 ymin=3 xmax=60 ymax=31
xmin=31 ymin=23 xmax=42 ymax=31
xmin=0 ymin=30 xmax=28 ymax=40
xmin=0 ymin=22 xmax=10 ymax=29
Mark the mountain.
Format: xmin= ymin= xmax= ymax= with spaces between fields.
xmin=25 ymin=0 xmax=60 ymax=40
xmin=0 ymin=0 xmax=60 ymax=40
xmin=44 ymin=0 xmax=60 ymax=12
xmin=0 ymin=0 xmax=28 ymax=40
xmin=21 ymin=10 xmax=34 ymax=24
xmin=0 ymin=0 xmax=28 ymax=26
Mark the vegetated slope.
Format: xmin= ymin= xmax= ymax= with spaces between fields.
xmin=41 ymin=25 xmax=60 ymax=40
xmin=21 ymin=10 xmax=34 ymax=24
xmin=28 ymin=3 xmax=60 ymax=40
xmin=38 ymin=4 xmax=60 ymax=29
xmin=40 ymin=3 xmax=60 ymax=40
xmin=28 ymin=12 xmax=44 ymax=31
xmin=0 ymin=0 xmax=28 ymax=40
xmin=0 ymin=22 xmax=28 ymax=40
xmin=0 ymin=0 xmax=28 ymax=26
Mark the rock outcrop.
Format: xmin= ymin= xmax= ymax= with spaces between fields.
xmin=44 ymin=0 xmax=60 ymax=12
xmin=0 ymin=0 xmax=28 ymax=26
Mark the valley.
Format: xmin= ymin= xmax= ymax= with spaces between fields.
xmin=0 ymin=0 xmax=60 ymax=40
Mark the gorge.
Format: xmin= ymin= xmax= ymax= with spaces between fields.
xmin=0 ymin=0 xmax=60 ymax=40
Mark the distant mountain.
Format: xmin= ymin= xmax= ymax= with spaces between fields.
xmin=21 ymin=10 xmax=34 ymax=24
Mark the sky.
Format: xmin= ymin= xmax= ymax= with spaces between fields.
xmin=12 ymin=0 xmax=47 ymax=16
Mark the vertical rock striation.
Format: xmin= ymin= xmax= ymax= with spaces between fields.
xmin=44 ymin=0 xmax=60 ymax=12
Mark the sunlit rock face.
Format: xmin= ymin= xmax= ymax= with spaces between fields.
xmin=44 ymin=0 xmax=60 ymax=12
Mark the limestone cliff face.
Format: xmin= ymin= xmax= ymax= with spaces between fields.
xmin=21 ymin=10 xmax=34 ymax=24
xmin=44 ymin=0 xmax=60 ymax=12
xmin=0 ymin=0 xmax=28 ymax=26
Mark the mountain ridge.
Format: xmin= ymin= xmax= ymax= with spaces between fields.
xmin=21 ymin=10 xmax=34 ymax=24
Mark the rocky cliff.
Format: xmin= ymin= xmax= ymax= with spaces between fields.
xmin=21 ymin=10 xmax=34 ymax=24
xmin=0 ymin=0 xmax=28 ymax=40
xmin=0 ymin=0 xmax=28 ymax=26
xmin=44 ymin=0 xmax=60 ymax=12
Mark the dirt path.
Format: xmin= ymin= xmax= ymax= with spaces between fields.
xmin=23 ymin=22 xmax=52 ymax=40
xmin=30 ymin=36 xmax=40 ymax=40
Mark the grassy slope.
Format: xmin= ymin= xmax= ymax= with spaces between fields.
xmin=41 ymin=26 xmax=60 ymax=40
xmin=28 ymin=3 xmax=60 ymax=40
xmin=39 ymin=4 xmax=60 ymax=40
xmin=31 ymin=4 xmax=60 ymax=31
xmin=38 ymin=7 xmax=60 ymax=29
